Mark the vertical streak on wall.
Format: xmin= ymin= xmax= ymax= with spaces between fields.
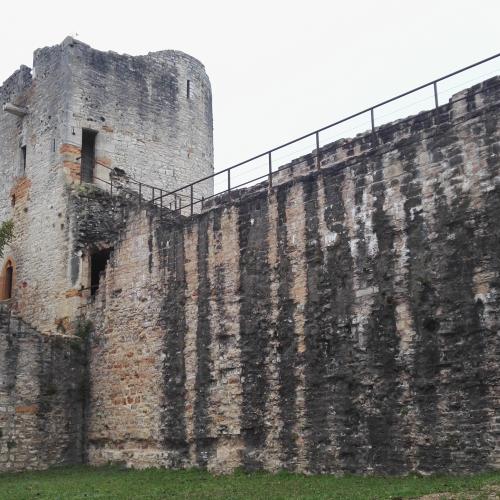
xmin=282 ymin=182 xmax=307 ymax=471
xmin=338 ymin=166 xmax=368 ymax=472
xmin=158 ymin=223 xmax=188 ymax=466
xmin=182 ymin=223 xmax=199 ymax=464
xmin=209 ymin=206 xmax=243 ymax=472
xmin=262 ymin=190 xmax=282 ymax=471
xmin=193 ymin=214 xmax=213 ymax=466
xmin=347 ymin=154 xmax=379 ymax=473
xmin=238 ymin=194 xmax=272 ymax=470
xmin=346 ymin=160 xmax=375 ymax=471
xmin=382 ymin=150 xmax=418 ymax=470
xmin=323 ymin=167 xmax=358 ymax=472
xmin=402 ymin=129 xmax=444 ymax=471
xmin=303 ymin=174 xmax=333 ymax=472
xmin=420 ymin=110 xmax=491 ymax=471
xmin=365 ymin=156 xmax=405 ymax=473
xmin=402 ymin=133 xmax=440 ymax=470
xmin=206 ymin=209 xmax=223 ymax=468
xmin=351 ymin=159 xmax=375 ymax=360
xmin=274 ymin=184 xmax=299 ymax=470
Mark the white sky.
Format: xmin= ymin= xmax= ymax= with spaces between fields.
xmin=1 ymin=0 xmax=499 ymax=186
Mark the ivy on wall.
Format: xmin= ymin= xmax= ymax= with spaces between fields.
xmin=0 ymin=220 xmax=13 ymax=259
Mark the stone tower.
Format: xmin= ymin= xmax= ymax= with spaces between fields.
xmin=0 ymin=37 xmax=214 ymax=334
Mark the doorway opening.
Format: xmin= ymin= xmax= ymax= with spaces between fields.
xmin=81 ymin=129 xmax=97 ymax=183
xmin=90 ymin=248 xmax=112 ymax=296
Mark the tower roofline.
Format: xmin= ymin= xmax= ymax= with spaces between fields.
xmin=32 ymin=36 xmax=206 ymax=71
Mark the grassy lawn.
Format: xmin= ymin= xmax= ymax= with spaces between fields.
xmin=0 ymin=466 xmax=498 ymax=499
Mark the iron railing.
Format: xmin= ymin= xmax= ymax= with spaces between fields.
xmin=86 ymin=52 xmax=500 ymax=215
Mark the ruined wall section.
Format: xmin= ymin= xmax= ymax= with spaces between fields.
xmin=87 ymin=77 xmax=500 ymax=474
xmin=0 ymin=65 xmax=32 ymax=221
xmin=0 ymin=304 xmax=87 ymax=472
xmin=62 ymin=38 xmax=213 ymax=201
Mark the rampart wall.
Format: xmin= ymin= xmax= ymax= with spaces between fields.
xmin=84 ymin=77 xmax=500 ymax=474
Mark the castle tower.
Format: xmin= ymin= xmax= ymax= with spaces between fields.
xmin=0 ymin=37 xmax=214 ymax=333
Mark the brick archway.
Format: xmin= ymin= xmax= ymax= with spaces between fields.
xmin=0 ymin=258 xmax=15 ymax=300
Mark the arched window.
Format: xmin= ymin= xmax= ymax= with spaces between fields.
xmin=1 ymin=259 xmax=15 ymax=300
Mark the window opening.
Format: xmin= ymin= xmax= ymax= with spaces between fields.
xmin=1 ymin=261 xmax=14 ymax=300
xmin=90 ymin=248 xmax=112 ymax=296
xmin=187 ymin=80 xmax=191 ymax=99
xmin=81 ymin=129 xmax=97 ymax=183
xmin=21 ymin=145 xmax=26 ymax=173
xmin=5 ymin=263 xmax=13 ymax=299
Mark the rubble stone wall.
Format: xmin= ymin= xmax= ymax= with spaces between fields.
xmin=86 ymin=77 xmax=500 ymax=474
xmin=0 ymin=304 xmax=87 ymax=472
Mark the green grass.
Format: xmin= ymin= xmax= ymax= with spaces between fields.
xmin=0 ymin=466 xmax=498 ymax=499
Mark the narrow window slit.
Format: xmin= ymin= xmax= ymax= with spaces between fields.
xmin=21 ymin=145 xmax=26 ymax=174
xmin=187 ymin=80 xmax=191 ymax=99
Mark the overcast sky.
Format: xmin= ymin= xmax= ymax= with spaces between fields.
xmin=1 ymin=0 xmax=499 ymax=185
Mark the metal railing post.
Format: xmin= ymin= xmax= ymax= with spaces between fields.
xmin=268 ymin=152 xmax=273 ymax=188
xmin=138 ymin=182 xmax=142 ymax=207
xmin=316 ymin=131 xmax=321 ymax=170
xmin=433 ymin=81 xmax=439 ymax=109
xmin=110 ymin=175 xmax=113 ymax=196
xmin=433 ymin=81 xmax=440 ymax=123
xmin=228 ymin=169 xmax=231 ymax=195
xmin=190 ymin=185 xmax=194 ymax=215
xmin=160 ymin=190 xmax=163 ymax=210
xmin=152 ymin=187 xmax=155 ymax=205
xmin=370 ymin=108 xmax=377 ymax=145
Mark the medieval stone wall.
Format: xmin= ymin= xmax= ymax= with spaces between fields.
xmin=85 ymin=77 xmax=500 ymax=474
xmin=0 ymin=304 xmax=87 ymax=472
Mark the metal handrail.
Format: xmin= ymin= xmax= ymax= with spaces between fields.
xmin=86 ymin=52 xmax=500 ymax=215
xmin=172 ymin=77 xmax=500 ymax=214
xmin=167 ymin=52 xmax=500 ymax=198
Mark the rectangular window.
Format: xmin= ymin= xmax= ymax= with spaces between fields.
xmin=187 ymin=79 xmax=191 ymax=99
xmin=81 ymin=129 xmax=97 ymax=183
xmin=21 ymin=145 xmax=26 ymax=173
